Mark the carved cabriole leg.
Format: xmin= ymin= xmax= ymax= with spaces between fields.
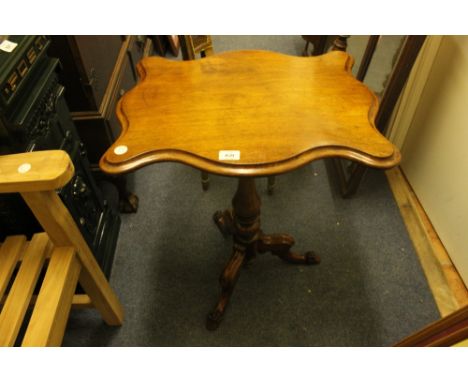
xmin=120 ymin=192 xmax=139 ymax=213
xmin=256 ymin=233 xmax=321 ymax=265
xmin=302 ymin=40 xmax=310 ymax=56
xmin=111 ymin=175 xmax=139 ymax=213
xmin=207 ymin=178 xmax=261 ymax=330
xmin=201 ymin=171 xmax=210 ymax=191
xmin=267 ymin=176 xmax=276 ymax=195
xmin=206 ymin=244 xmax=247 ymax=330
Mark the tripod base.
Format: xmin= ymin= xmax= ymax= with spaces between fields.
xmin=206 ymin=179 xmax=320 ymax=330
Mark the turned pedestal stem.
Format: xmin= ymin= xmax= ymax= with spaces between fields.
xmin=232 ymin=178 xmax=261 ymax=244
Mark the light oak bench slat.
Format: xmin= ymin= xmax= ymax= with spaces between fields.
xmin=0 ymin=233 xmax=52 ymax=346
xmin=0 ymin=294 xmax=93 ymax=309
xmin=22 ymin=246 xmax=81 ymax=346
xmin=0 ymin=235 xmax=27 ymax=301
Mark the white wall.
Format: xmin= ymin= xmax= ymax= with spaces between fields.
xmin=400 ymin=36 xmax=468 ymax=287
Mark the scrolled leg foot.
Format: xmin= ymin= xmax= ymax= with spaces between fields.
xmin=119 ymin=192 xmax=139 ymax=213
xmin=207 ymin=245 xmax=245 ymax=330
xmin=206 ymin=310 xmax=223 ymax=331
xmin=257 ymin=233 xmax=320 ymax=265
xmin=304 ymin=251 xmax=321 ymax=264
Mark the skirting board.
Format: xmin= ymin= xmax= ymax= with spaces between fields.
xmin=386 ymin=166 xmax=468 ymax=317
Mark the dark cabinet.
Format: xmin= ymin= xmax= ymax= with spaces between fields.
xmin=48 ymin=35 xmax=154 ymax=212
xmin=48 ymin=35 xmax=124 ymax=111
xmin=0 ymin=35 xmax=121 ymax=277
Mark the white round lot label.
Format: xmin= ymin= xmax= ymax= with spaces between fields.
xmin=114 ymin=145 xmax=128 ymax=155
xmin=17 ymin=163 xmax=31 ymax=173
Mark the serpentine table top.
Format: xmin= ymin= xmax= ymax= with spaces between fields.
xmin=99 ymin=50 xmax=400 ymax=176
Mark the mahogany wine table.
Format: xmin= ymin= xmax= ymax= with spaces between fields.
xmin=100 ymin=50 xmax=400 ymax=330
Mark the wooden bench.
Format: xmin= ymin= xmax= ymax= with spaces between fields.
xmin=0 ymin=150 xmax=123 ymax=346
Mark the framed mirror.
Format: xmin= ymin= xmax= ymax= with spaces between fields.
xmin=325 ymin=35 xmax=426 ymax=198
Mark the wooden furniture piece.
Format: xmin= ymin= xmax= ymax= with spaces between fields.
xmin=166 ymin=36 xmax=180 ymax=56
xmin=302 ymin=35 xmax=329 ymax=56
xmin=48 ymin=36 xmax=154 ymax=212
xmin=355 ymin=35 xmax=380 ymax=82
xmin=0 ymin=150 xmax=123 ymax=346
xmin=303 ymin=35 xmax=378 ymax=79
xmin=179 ymin=35 xmax=214 ymax=61
xmin=100 ymin=50 xmax=400 ymax=330
xmin=152 ymin=36 xmax=177 ymax=57
xmin=326 ymin=35 xmax=426 ymax=197
xmin=395 ymin=304 xmax=468 ymax=346
xmin=301 ymin=35 xmax=348 ymax=56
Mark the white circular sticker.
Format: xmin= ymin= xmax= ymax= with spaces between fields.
xmin=114 ymin=145 xmax=128 ymax=155
xmin=18 ymin=163 xmax=32 ymax=173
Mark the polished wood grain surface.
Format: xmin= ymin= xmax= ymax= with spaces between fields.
xmin=100 ymin=50 xmax=400 ymax=176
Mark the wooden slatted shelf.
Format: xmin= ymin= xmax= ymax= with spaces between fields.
xmin=0 ymin=233 xmax=87 ymax=346
xmin=0 ymin=150 xmax=123 ymax=346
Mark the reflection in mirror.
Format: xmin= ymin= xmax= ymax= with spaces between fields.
xmin=208 ymin=36 xmax=406 ymax=100
xmin=211 ymin=35 xmax=305 ymax=56
xmin=347 ymin=35 xmax=406 ymax=97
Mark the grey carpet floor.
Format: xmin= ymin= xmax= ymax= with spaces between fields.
xmin=62 ymin=36 xmax=440 ymax=346
xmin=63 ymin=162 xmax=440 ymax=346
